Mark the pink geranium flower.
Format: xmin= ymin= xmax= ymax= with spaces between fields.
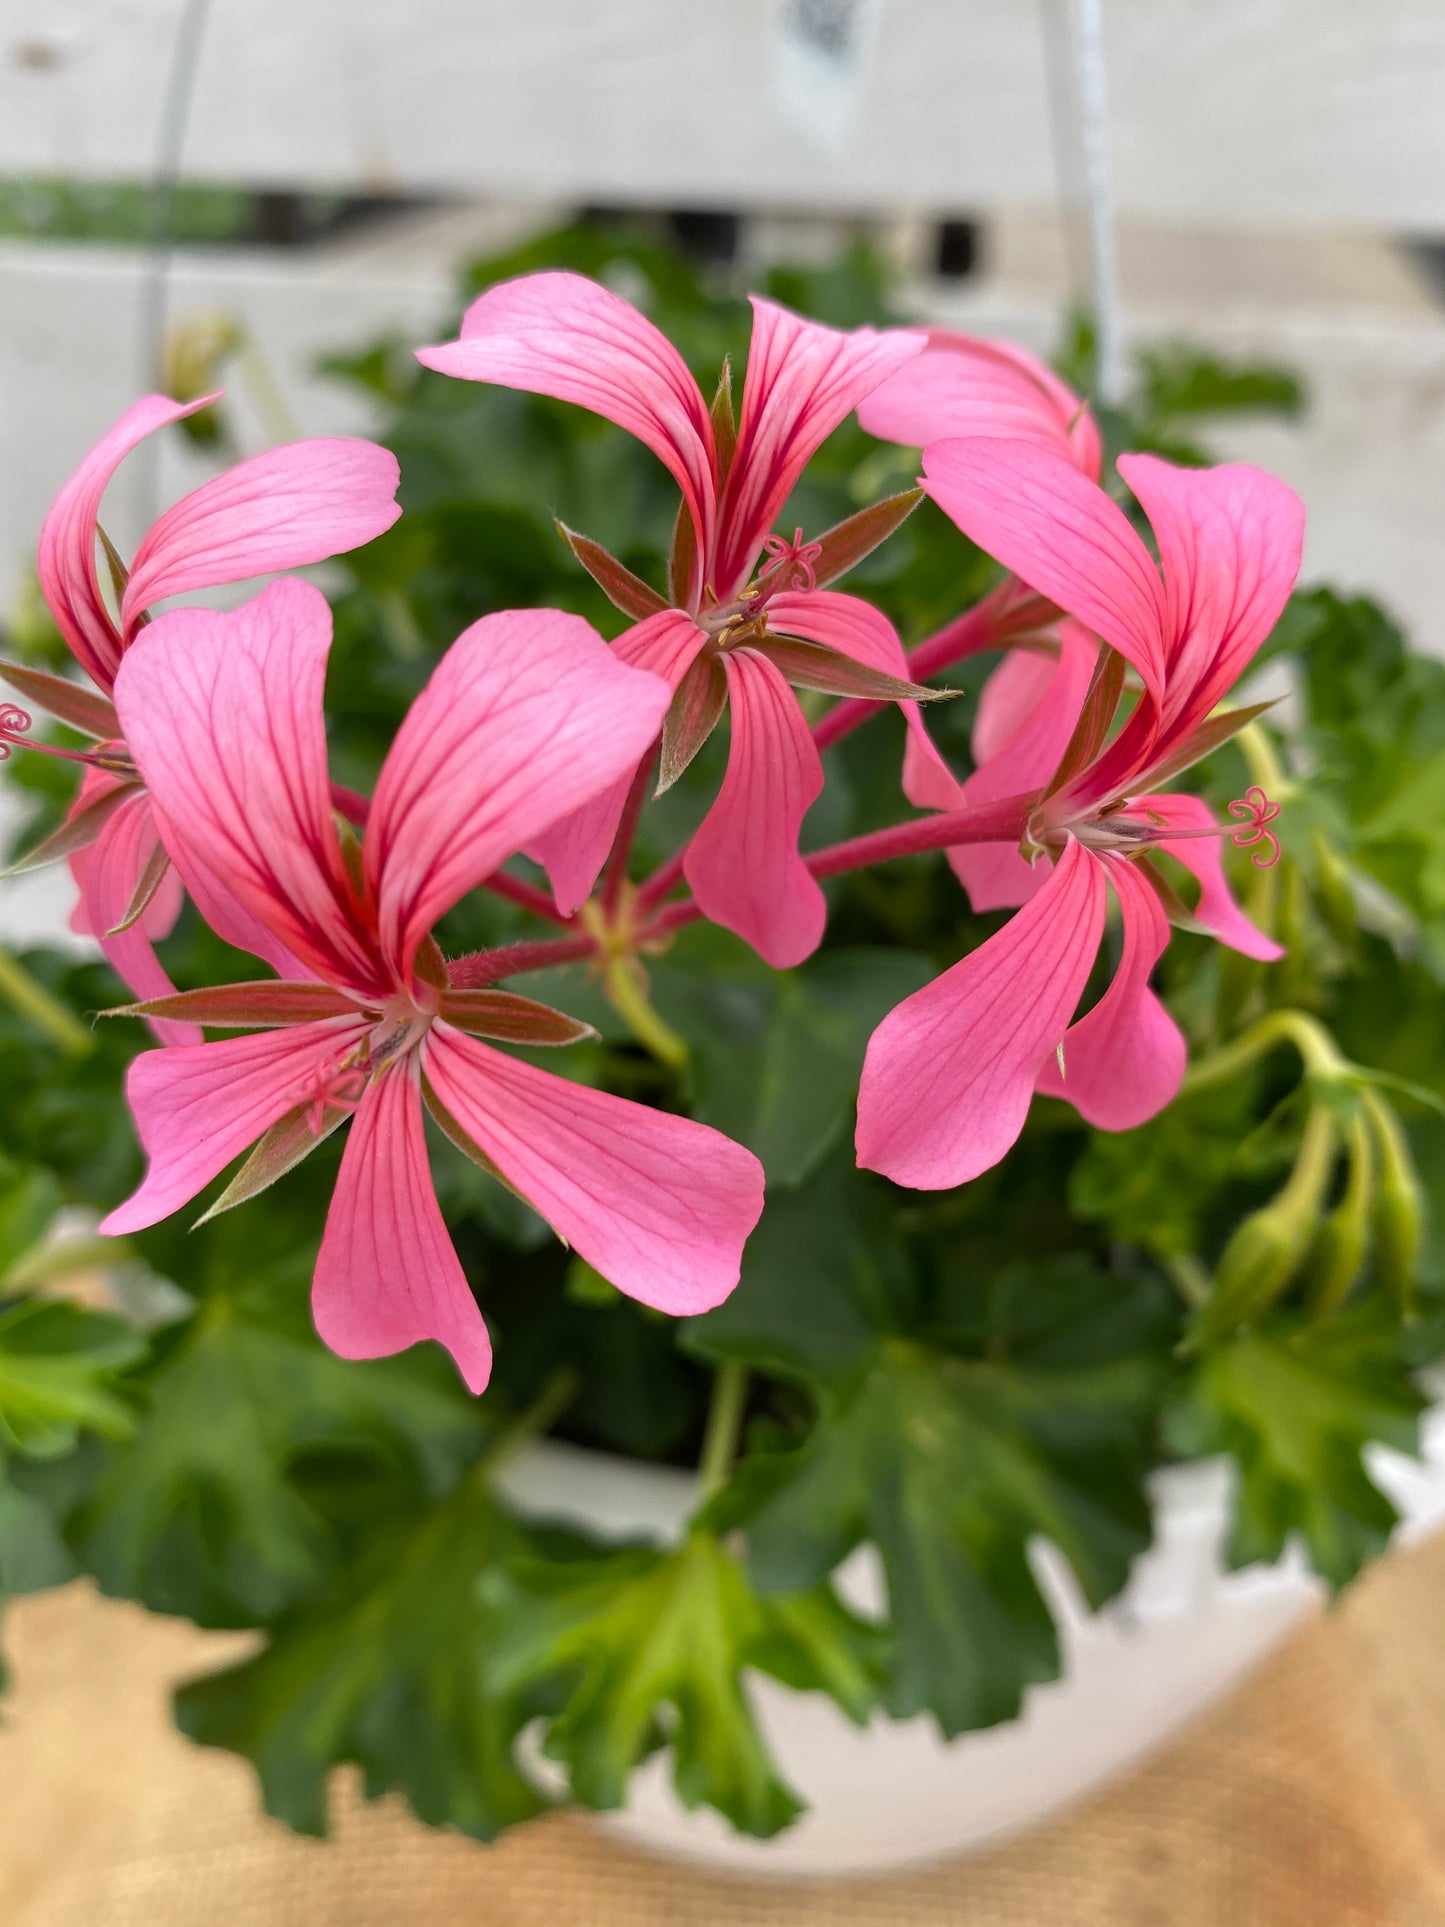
xmin=417 ymin=273 xmax=928 ymax=966
xmin=856 ymin=441 xmax=1304 ymax=1189
xmin=2 ymin=395 xmax=401 ymax=1035
xmin=99 ymin=577 xmax=765 ymax=1392
xmin=858 ymin=328 xmax=1103 ymax=809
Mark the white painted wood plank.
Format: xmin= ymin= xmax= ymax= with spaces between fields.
xmin=4 ymin=3 xmax=1445 ymax=228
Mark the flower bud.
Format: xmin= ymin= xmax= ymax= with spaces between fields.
xmin=1198 ymin=1106 xmax=1336 ymax=1339
xmin=1306 ymin=1108 xmax=1373 ymax=1318
xmin=1364 ymin=1093 xmax=1424 ymax=1317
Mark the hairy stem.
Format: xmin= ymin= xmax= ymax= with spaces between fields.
xmin=447 ymin=935 xmax=597 ymax=987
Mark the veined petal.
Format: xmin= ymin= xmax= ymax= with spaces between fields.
xmin=716 ymin=300 xmax=925 ymax=596
xmin=856 ymin=837 xmax=1107 ymax=1188
xmin=683 ymin=647 xmax=826 ymax=968
xmin=1147 ymin=791 xmax=1284 ymax=960
xmin=859 ymin=330 xmax=1102 ymax=479
xmin=923 ymin=438 xmax=1167 ymax=706
xmin=1034 ymin=853 xmax=1186 ymax=1128
xmin=1117 ymin=454 xmax=1304 ymax=740
xmin=368 ymin=609 xmax=671 ymax=970
xmin=312 ymin=1063 xmax=491 ymax=1394
xmin=951 ymin=628 xmax=1096 ymax=913
xmin=37 ymin=393 xmax=212 ymax=691
xmin=423 ymin=1025 xmax=765 ymax=1316
xmin=70 ymin=783 xmax=195 ymax=1047
xmin=764 ymin=588 xmax=912 ymax=681
xmin=99 ymin=1017 xmax=367 ymax=1234
xmin=121 ymin=438 xmax=401 ymax=635
xmin=114 ymin=579 xmax=381 ymax=993
xmin=524 ymin=609 xmax=708 ymax=916
xmin=417 ymin=271 xmax=717 ymax=592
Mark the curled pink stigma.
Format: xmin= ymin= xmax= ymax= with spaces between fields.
xmin=291 ymin=1055 xmax=369 ymax=1134
xmin=1227 ymin=785 xmax=1282 ymax=868
xmin=756 ymin=528 xmax=823 ymax=595
xmin=0 ymin=704 xmax=34 ymax=758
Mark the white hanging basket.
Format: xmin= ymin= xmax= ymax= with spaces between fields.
xmin=496 ymin=1411 xmax=1445 ymax=1877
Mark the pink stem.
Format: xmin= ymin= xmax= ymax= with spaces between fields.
xmin=601 ymin=749 xmax=657 ymax=917
xmin=479 ymin=867 xmax=576 ymax=926
xmin=447 ymin=935 xmax=597 ymax=987
xmin=804 ymin=792 xmax=1035 ymax=879
xmin=635 ymin=845 xmax=690 ymax=913
xmin=639 ymin=793 xmax=1037 ymax=942
xmin=330 ymin=782 xmax=370 ymax=828
xmin=810 ymin=595 xmax=1004 ymax=754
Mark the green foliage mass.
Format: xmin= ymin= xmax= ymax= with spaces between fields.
xmin=0 ymin=220 xmax=1439 ymax=1842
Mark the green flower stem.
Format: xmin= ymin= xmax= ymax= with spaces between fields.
xmin=697 ymin=1359 xmax=749 ymax=1501
xmin=0 ymin=947 xmax=92 ymax=1056
xmin=1236 ymin=719 xmax=1294 ymax=802
xmin=1163 ymin=1253 xmax=1212 ymax=1309
xmin=603 ymin=957 xmax=689 ymax=1072
xmin=1181 ymin=1008 xmax=1350 ymax=1098
xmin=485 ymin=1365 xmax=581 ymax=1475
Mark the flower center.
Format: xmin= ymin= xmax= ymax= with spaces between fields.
xmin=290 ymin=999 xmax=435 ymax=1136
xmin=754 ymin=528 xmax=822 ymax=596
xmin=1227 ymin=786 xmax=1282 ymax=868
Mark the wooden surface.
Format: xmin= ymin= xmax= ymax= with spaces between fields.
xmin=4 ymin=3 xmax=1445 ymax=227
xmin=4 ymin=1533 xmax=1445 ymax=1923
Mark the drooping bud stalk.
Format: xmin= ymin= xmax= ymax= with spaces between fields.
xmin=1362 ymin=1090 xmax=1424 ymax=1318
xmin=1196 ymin=1104 xmax=1337 ymax=1341
xmin=1306 ymin=1106 xmax=1374 ymax=1318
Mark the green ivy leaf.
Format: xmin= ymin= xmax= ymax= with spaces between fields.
xmin=690 ymin=1171 xmax=1169 ymax=1737
xmin=175 ymin=1476 xmax=544 ymax=1839
xmin=0 ymin=1296 xmax=143 ymax=1458
xmin=1165 ymin=1305 xmax=1424 ymax=1588
xmin=68 ymin=1259 xmax=490 ymax=1627
xmin=482 ymin=1528 xmax=884 ymax=1837
xmin=653 ymin=930 xmax=931 ymax=1186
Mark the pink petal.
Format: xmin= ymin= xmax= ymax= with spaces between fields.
xmin=99 ymin=1017 xmax=367 ymax=1234
xmin=763 ymin=588 xmax=962 ymax=825
xmin=950 ymin=626 xmax=1096 ymax=913
xmin=416 ymin=272 xmax=716 ymax=599
xmin=683 ymin=647 xmax=826 ymax=968
xmin=69 ymin=783 xmax=197 ymax=1047
xmin=313 ymin=1062 xmax=491 ymax=1394
xmin=764 ymin=588 xmax=911 ymax=680
xmin=859 ymin=331 xmax=1102 ymax=479
xmin=37 ymin=393 xmax=212 ymax=692
xmin=367 ymin=608 xmax=671 ymax=977
xmin=922 ymin=438 xmax=1168 ymax=707
xmin=1034 ymin=853 xmax=1186 ymax=1128
xmin=424 ymin=1024 xmax=765 ymax=1316
xmin=1146 ymin=791 xmax=1285 ymax=960
xmin=1117 ymin=454 xmax=1304 ymax=743
xmin=973 ymin=648 xmax=1060 ymax=766
xmin=715 ymin=301 xmax=925 ymax=597
xmin=855 ymin=837 xmax=1107 ymax=1188
xmin=114 ymin=579 xmax=382 ymax=994
xmin=121 ymin=438 xmax=401 ymax=637
xmin=526 ymin=609 xmax=709 ymax=916
xmin=900 ymin=710 xmax=967 ymax=813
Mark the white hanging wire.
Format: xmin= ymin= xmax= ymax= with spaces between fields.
xmin=132 ymin=0 xmax=214 ymax=526
xmin=1039 ymin=0 xmax=1125 ymax=408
